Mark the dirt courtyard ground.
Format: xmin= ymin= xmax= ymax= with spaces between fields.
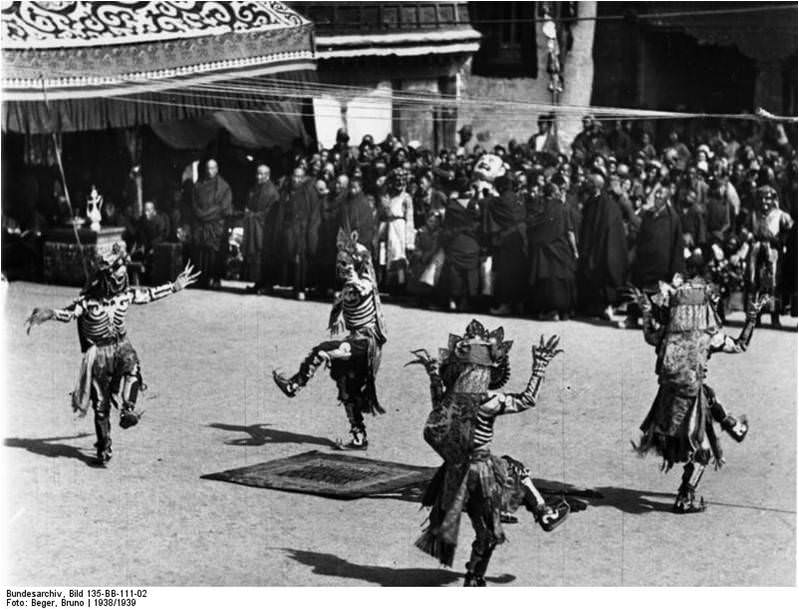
xmin=2 ymin=280 xmax=796 ymax=586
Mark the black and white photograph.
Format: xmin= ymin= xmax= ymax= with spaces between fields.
xmin=1 ymin=0 xmax=797 ymax=599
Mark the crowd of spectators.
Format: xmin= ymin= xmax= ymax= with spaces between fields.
xmin=3 ymin=114 xmax=797 ymax=328
xmin=224 ymin=115 xmax=797 ymax=327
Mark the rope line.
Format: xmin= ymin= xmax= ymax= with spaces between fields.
xmin=6 ymin=65 xmax=796 ymax=123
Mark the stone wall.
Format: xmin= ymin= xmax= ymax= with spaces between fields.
xmin=456 ymin=66 xmax=551 ymax=151
xmin=455 ymin=1 xmax=597 ymax=154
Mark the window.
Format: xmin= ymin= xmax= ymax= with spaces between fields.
xmin=469 ymin=1 xmax=537 ymax=77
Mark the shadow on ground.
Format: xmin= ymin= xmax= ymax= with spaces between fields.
xmin=278 ymin=548 xmax=516 ymax=586
xmin=4 ymin=433 xmax=96 ymax=466
xmin=208 ymin=422 xmax=339 ymax=449
xmin=371 ymin=476 xmax=678 ymax=515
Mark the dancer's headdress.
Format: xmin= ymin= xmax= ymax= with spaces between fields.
xmin=439 ymin=319 xmax=513 ymax=389
xmin=336 ymin=228 xmax=372 ymax=274
xmin=652 ymin=274 xmax=720 ymax=333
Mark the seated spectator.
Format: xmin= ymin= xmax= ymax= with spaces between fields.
xmin=131 ymin=200 xmax=171 ymax=284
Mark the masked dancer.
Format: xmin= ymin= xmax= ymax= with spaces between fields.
xmin=630 ymin=276 xmax=768 ymax=513
xmin=407 ymin=320 xmax=569 ymax=586
xmin=25 ymin=243 xmax=199 ymax=465
xmin=273 ymin=229 xmax=387 ymax=449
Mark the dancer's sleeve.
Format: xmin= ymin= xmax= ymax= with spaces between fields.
xmin=711 ymin=314 xmax=759 ymax=354
xmin=481 ymin=365 xmax=548 ymax=416
xmin=328 ymin=299 xmax=344 ymax=335
xmin=640 ymin=303 xmax=663 ymax=346
xmin=129 ymin=283 xmax=176 ymax=304
xmin=51 ymin=298 xmax=85 ymax=322
xmin=425 ymin=364 xmax=445 ymax=405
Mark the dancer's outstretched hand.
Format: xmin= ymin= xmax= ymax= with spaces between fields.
xmin=173 ymin=261 xmax=201 ymax=291
xmin=531 ymin=334 xmax=563 ymax=368
xmin=25 ymin=307 xmax=54 ymax=335
xmin=621 ymin=284 xmax=650 ymax=310
xmin=405 ymin=348 xmax=438 ymax=371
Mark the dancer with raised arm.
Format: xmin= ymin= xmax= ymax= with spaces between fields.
xmin=25 ymin=243 xmax=200 ymax=465
xmin=273 ymin=229 xmax=387 ymax=449
xmin=407 ymin=320 xmax=569 ymax=586
xmin=629 ymin=275 xmax=768 ymax=513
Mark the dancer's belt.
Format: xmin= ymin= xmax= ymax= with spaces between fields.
xmin=88 ymin=334 xmax=127 ymax=347
xmin=469 ymin=449 xmax=492 ymax=463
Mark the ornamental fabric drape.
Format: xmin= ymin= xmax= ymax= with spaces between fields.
xmin=2 ymin=70 xmax=317 ymax=137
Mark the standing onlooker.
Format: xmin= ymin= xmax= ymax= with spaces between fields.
xmin=571 ymin=115 xmax=595 ymax=165
xmin=439 ymin=181 xmax=481 ymax=311
xmin=608 ymin=172 xmax=641 ymax=253
xmin=339 ymin=178 xmax=376 ymax=257
xmin=315 ymin=178 xmax=342 ymax=295
xmin=412 ymin=173 xmax=446 ymax=229
xmin=625 ymin=183 xmax=685 ymax=328
xmin=242 ymin=164 xmax=279 ymax=293
xmin=191 ymin=158 xmax=232 ymax=289
xmin=663 ymin=130 xmax=692 ymax=171
xmin=705 ymin=175 xmax=732 ymax=246
xmin=738 ymin=185 xmax=794 ymax=327
xmin=530 ymin=113 xmax=560 ymax=158
xmin=635 ymin=132 xmax=658 ymax=162
xmin=378 ymin=168 xmax=415 ymax=292
xmin=677 ymin=188 xmax=707 ymax=255
xmin=527 ymin=182 xmax=578 ymax=320
xmin=277 ymin=166 xmax=321 ymax=300
xmin=577 ymin=170 xmax=628 ymax=320
xmin=485 ymin=174 xmax=528 ymax=316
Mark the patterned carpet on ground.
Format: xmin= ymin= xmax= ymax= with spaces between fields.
xmin=202 ymin=450 xmax=438 ymax=499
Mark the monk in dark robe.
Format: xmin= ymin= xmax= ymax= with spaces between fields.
xmin=484 ymin=175 xmax=528 ymax=315
xmin=314 ymin=178 xmax=340 ymax=294
xmin=274 ymin=166 xmax=321 ymax=300
xmin=339 ymin=178 xmax=376 ymax=259
xmin=527 ymin=183 xmax=579 ymax=320
xmin=440 ymin=184 xmax=481 ymax=311
xmin=623 ymin=184 xmax=686 ymax=328
xmin=631 ymin=185 xmax=685 ymax=290
xmin=242 ymin=164 xmax=279 ymax=292
xmin=191 ymin=158 xmax=232 ymax=289
xmin=577 ymin=171 xmax=628 ymax=319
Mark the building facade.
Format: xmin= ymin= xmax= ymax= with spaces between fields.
xmin=290 ymin=1 xmax=480 ymax=150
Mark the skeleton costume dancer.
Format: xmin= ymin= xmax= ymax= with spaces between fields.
xmin=25 ymin=243 xmax=200 ymax=465
xmin=630 ymin=275 xmax=767 ymax=513
xmin=408 ymin=320 xmax=569 ymax=586
xmin=273 ymin=229 xmax=387 ymax=449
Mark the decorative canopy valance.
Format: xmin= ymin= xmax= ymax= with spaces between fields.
xmin=1 ymin=1 xmax=317 ymax=134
